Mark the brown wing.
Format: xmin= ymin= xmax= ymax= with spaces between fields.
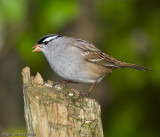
xmin=73 ymin=39 xmax=120 ymax=69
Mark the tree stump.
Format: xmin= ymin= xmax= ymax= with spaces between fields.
xmin=22 ymin=66 xmax=103 ymax=137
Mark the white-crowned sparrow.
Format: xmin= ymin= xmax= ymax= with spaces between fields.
xmin=32 ymin=34 xmax=151 ymax=96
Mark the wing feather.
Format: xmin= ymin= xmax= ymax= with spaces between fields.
xmin=73 ymin=38 xmax=120 ymax=69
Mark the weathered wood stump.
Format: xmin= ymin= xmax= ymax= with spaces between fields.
xmin=22 ymin=66 xmax=103 ymax=137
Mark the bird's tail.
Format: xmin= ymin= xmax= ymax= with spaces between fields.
xmin=118 ymin=61 xmax=152 ymax=71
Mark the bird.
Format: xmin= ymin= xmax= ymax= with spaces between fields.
xmin=32 ymin=34 xmax=151 ymax=96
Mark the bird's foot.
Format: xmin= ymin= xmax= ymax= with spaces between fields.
xmin=52 ymin=80 xmax=68 ymax=87
xmin=79 ymin=91 xmax=90 ymax=97
xmin=52 ymin=80 xmax=77 ymax=87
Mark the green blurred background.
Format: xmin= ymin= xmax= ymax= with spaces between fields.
xmin=0 ymin=0 xmax=160 ymax=136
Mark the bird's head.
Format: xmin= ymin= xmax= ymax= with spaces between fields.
xmin=32 ymin=34 xmax=62 ymax=52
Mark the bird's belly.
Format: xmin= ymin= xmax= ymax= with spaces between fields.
xmin=49 ymin=59 xmax=111 ymax=83
xmin=47 ymin=54 xmax=95 ymax=83
xmin=53 ymin=63 xmax=96 ymax=83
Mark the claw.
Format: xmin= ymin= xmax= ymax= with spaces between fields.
xmin=52 ymin=80 xmax=67 ymax=87
xmin=79 ymin=91 xmax=90 ymax=97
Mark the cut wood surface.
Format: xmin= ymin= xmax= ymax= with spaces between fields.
xmin=22 ymin=66 xmax=103 ymax=137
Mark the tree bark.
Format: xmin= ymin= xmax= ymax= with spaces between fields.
xmin=22 ymin=66 xmax=103 ymax=137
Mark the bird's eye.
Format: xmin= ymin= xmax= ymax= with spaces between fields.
xmin=44 ymin=41 xmax=49 ymax=45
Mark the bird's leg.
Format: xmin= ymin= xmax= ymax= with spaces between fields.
xmin=53 ymin=80 xmax=77 ymax=87
xmin=79 ymin=81 xmax=97 ymax=97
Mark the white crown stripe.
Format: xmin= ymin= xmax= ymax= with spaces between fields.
xmin=43 ymin=36 xmax=58 ymax=42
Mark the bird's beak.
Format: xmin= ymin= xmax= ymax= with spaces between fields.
xmin=32 ymin=44 xmax=41 ymax=52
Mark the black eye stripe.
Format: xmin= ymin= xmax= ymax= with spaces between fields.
xmin=55 ymin=35 xmax=62 ymax=39
xmin=44 ymin=41 xmax=49 ymax=45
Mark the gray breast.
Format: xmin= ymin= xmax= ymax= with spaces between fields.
xmin=45 ymin=46 xmax=84 ymax=80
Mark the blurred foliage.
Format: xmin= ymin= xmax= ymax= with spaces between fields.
xmin=0 ymin=0 xmax=160 ymax=137
xmin=0 ymin=0 xmax=26 ymax=22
